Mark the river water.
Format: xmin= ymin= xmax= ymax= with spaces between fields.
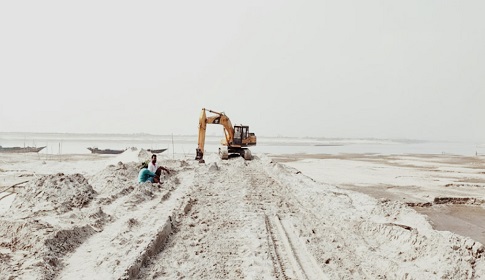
xmin=0 ymin=132 xmax=483 ymax=156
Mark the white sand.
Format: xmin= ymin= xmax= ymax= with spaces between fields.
xmin=0 ymin=152 xmax=484 ymax=279
xmin=283 ymin=155 xmax=485 ymax=203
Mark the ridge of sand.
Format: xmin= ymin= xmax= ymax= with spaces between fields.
xmin=0 ymin=153 xmax=483 ymax=279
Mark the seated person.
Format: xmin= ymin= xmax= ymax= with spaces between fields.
xmin=148 ymin=154 xmax=171 ymax=176
xmin=138 ymin=167 xmax=157 ymax=183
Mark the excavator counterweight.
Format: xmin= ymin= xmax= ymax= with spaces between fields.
xmin=195 ymin=108 xmax=256 ymax=163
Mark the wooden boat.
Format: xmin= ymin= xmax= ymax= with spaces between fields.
xmin=87 ymin=147 xmax=126 ymax=154
xmin=147 ymin=148 xmax=167 ymax=154
xmin=0 ymin=146 xmax=46 ymax=153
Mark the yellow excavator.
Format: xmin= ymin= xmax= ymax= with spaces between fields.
xmin=195 ymin=108 xmax=257 ymax=163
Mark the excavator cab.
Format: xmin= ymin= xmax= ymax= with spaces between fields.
xmin=233 ymin=125 xmax=249 ymax=146
xmin=228 ymin=125 xmax=256 ymax=160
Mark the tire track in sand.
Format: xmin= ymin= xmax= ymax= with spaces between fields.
xmin=136 ymin=159 xmax=275 ymax=279
xmin=136 ymin=157 xmax=329 ymax=279
xmin=243 ymin=160 xmax=328 ymax=280
xmin=265 ymin=214 xmax=328 ymax=280
xmin=57 ymin=172 xmax=193 ymax=280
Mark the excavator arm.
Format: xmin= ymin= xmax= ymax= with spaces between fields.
xmin=205 ymin=109 xmax=235 ymax=146
xmin=196 ymin=108 xmax=235 ymax=161
xmin=195 ymin=109 xmax=207 ymax=161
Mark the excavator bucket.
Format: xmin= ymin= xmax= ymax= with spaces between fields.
xmin=195 ymin=148 xmax=205 ymax=163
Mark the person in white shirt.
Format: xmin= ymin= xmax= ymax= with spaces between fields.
xmin=148 ymin=154 xmax=158 ymax=173
xmin=148 ymin=154 xmax=171 ymax=180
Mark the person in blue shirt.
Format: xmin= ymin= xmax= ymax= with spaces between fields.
xmin=138 ymin=167 xmax=157 ymax=183
xmin=138 ymin=161 xmax=171 ymax=183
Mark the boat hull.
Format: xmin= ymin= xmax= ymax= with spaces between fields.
xmin=87 ymin=148 xmax=126 ymax=154
xmin=0 ymin=146 xmax=46 ymax=153
xmin=147 ymin=148 xmax=167 ymax=154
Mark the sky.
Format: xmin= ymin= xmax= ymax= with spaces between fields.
xmin=0 ymin=0 xmax=484 ymax=142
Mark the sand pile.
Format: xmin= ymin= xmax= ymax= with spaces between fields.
xmin=89 ymin=162 xmax=139 ymax=193
xmin=0 ymin=172 xmax=106 ymax=279
xmin=0 ymin=153 xmax=158 ymax=279
xmin=0 ymin=219 xmax=97 ymax=279
xmin=136 ymin=148 xmax=153 ymax=162
xmin=105 ymin=148 xmax=153 ymax=167
xmin=7 ymin=173 xmax=95 ymax=216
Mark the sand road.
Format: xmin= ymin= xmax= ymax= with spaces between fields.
xmin=0 ymin=153 xmax=484 ymax=279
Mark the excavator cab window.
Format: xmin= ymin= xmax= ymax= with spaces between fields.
xmin=242 ymin=127 xmax=249 ymax=140
xmin=234 ymin=126 xmax=243 ymax=145
xmin=234 ymin=126 xmax=249 ymax=145
xmin=234 ymin=126 xmax=241 ymax=139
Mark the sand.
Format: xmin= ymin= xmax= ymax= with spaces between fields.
xmin=277 ymin=153 xmax=485 ymax=245
xmin=0 ymin=150 xmax=484 ymax=279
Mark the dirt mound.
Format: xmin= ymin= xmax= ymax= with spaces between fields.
xmin=8 ymin=173 xmax=95 ymax=216
xmin=89 ymin=162 xmax=139 ymax=194
xmin=137 ymin=149 xmax=152 ymax=162
xmin=0 ymin=219 xmax=98 ymax=279
xmin=0 ymin=174 xmax=113 ymax=279
xmin=126 ymin=183 xmax=161 ymax=205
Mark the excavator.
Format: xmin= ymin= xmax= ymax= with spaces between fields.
xmin=195 ymin=108 xmax=257 ymax=163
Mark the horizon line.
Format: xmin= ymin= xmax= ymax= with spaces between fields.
xmin=1 ymin=131 xmax=480 ymax=143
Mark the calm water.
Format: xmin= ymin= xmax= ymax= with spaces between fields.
xmin=0 ymin=132 xmax=483 ymax=156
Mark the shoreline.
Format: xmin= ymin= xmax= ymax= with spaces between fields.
xmin=275 ymin=153 xmax=485 ymax=244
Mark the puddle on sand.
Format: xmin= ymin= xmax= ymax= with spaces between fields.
xmin=414 ymin=204 xmax=485 ymax=245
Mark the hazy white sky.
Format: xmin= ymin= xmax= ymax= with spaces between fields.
xmin=1 ymin=0 xmax=484 ymax=141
